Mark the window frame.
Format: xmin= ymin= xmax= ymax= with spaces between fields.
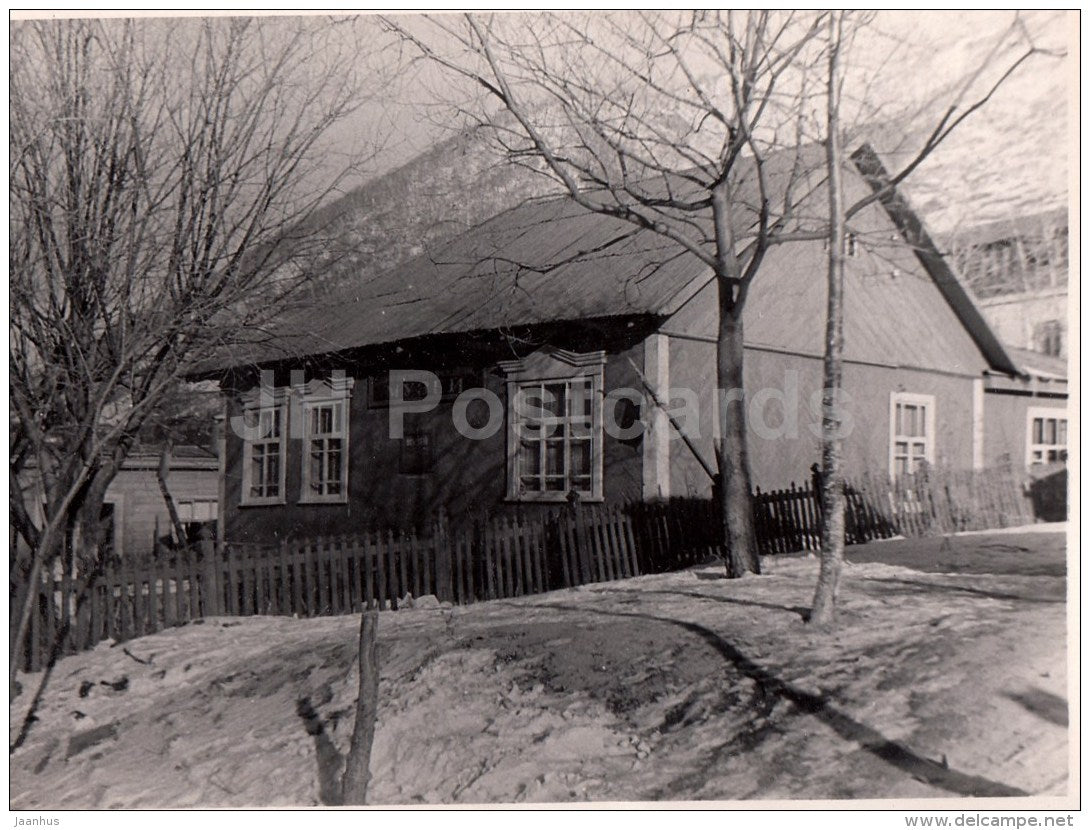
xmin=889 ymin=392 xmax=936 ymax=477
xmin=1025 ymin=406 xmax=1068 ymax=468
xmin=298 ymin=386 xmax=352 ymax=505
xmin=240 ymin=397 xmax=288 ymax=507
xmin=502 ymin=350 xmax=605 ymax=503
xmin=398 ymin=427 xmax=433 ymax=476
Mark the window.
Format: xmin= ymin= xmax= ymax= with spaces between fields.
xmin=301 ymin=399 xmax=348 ymax=502
xmin=1027 ymin=407 xmax=1068 ymax=467
xmin=399 ymin=429 xmax=433 ymax=475
xmin=1033 ymin=320 xmax=1064 ymax=358
xmin=889 ymin=393 xmax=935 ymax=476
xmin=241 ymin=403 xmax=287 ymax=505
xmin=177 ymin=499 xmax=218 ymax=544
xmin=501 ymin=349 xmax=605 ymax=502
xmin=178 ymin=499 xmax=218 ymax=523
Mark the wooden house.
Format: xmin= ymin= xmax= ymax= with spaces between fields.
xmin=198 ymin=147 xmax=1067 ymax=544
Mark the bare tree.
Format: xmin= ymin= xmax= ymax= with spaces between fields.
xmin=9 ymin=15 xmax=384 ymax=686
xmin=809 ymin=11 xmax=849 ymax=628
xmin=384 ymin=10 xmax=835 ymax=577
xmin=382 ymin=11 xmax=1052 ymax=579
xmin=807 ymin=12 xmax=1060 ymax=625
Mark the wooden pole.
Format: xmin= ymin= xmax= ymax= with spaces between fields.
xmin=341 ymin=610 xmax=380 ymax=806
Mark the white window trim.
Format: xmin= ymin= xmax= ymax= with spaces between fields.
xmin=1025 ymin=406 xmax=1068 ymax=468
xmin=889 ymin=392 xmax=936 ymax=477
xmin=297 ymin=376 xmax=354 ymax=505
xmin=103 ymin=494 xmax=124 ymax=560
xmin=240 ymin=389 xmax=288 ymax=507
xmin=501 ymin=349 xmax=606 ymax=503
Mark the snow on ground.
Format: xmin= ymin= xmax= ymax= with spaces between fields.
xmin=9 ymin=531 xmax=1068 ymax=807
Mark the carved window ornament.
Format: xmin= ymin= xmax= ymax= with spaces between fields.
xmin=500 ymin=349 xmax=606 ymax=503
xmin=238 ymin=375 xmax=355 ymax=507
xmin=296 ymin=376 xmax=354 ymax=504
xmin=239 ymin=389 xmax=288 ymax=507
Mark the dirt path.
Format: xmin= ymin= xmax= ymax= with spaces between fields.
xmin=10 ymin=534 xmax=1068 ymax=807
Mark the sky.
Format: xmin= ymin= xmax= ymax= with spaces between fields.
xmin=346 ymin=10 xmax=1073 ymax=232
xmin=10 ymin=10 xmax=1075 ymax=233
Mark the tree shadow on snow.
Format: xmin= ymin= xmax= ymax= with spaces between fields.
xmin=518 ymin=600 xmax=1030 ymax=799
xmin=869 ymin=577 xmax=1064 ymax=606
xmin=1005 ymin=688 xmax=1068 ymax=728
xmin=591 ymin=585 xmax=811 ymax=621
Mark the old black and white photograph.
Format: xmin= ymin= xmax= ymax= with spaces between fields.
xmin=8 ymin=9 xmax=1076 ymax=816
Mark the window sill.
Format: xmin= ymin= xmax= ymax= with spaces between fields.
xmin=297 ymin=497 xmax=349 ymax=506
xmin=239 ymin=499 xmax=286 ymax=508
xmin=504 ymin=495 xmax=604 ymax=505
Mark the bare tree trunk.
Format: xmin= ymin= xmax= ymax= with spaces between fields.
xmin=341 ymin=610 xmax=379 ymax=805
xmin=717 ymin=288 xmax=760 ymax=578
xmin=810 ymin=11 xmax=847 ymax=627
xmin=157 ymin=444 xmax=188 ymax=547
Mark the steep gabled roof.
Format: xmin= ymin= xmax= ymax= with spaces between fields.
xmin=201 ymin=194 xmax=710 ymax=370
xmin=200 ymin=144 xmax=1018 ymax=380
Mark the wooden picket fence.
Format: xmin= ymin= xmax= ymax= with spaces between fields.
xmin=14 ymin=501 xmax=721 ymax=672
xmin=753 ymin=465 xmax=1035 ymax=555
xmin=13 ymin=465 xmax=1037 ymax=671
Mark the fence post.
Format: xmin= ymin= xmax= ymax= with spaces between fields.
xmin=201 ymin=537 xmax=220 ymax=617
xmin=434 ymin=513 xmax=453 ymax=603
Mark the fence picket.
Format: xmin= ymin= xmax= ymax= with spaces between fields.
xmin=452 ymin=529 xmax=466 ymax=603
xmin=621 ymin=507 xmax=640 ymax=577
xmin=133 ymin=561 xmax=147 ymax=637
xmin=13 ymin=461 xmax=1046 ymax=673
xmin=169 ymin=555 xmax=182 ymax=626
xmin=338 ymin=537 xmax=352 ymax=613
xmin=372 ymin=531 xmax=386 ymax=610
xmin=185 ymin=546 xmax=199 ymax=620
xmin=594 ymin=509 xmax=612 ymax=583
xmin=579 ymin=509 xmax=594 ymax=582
xmin=384 ymin=530 xmax=399 ymax=610
xmin=479 ymin=521 xmax=493 ymax=600
xmin=506 ymin=517 xmax=522 ymax=597
xmin=528 ymin=520 xmax=544 ymax=593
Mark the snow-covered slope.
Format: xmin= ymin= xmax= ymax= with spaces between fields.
xmin=11 ymin=536 xmax=1067 ymax=807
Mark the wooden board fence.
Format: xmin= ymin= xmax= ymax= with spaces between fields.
xmin=754 ymin=465 xmax=1035 ymax=555
xmin=13 ymin=465 xmax=1038 ymax=672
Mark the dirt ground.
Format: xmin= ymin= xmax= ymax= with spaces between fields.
xmin=9 ymin=527 xmax=1070 ymax=807
xmin=842 ymin=527 xmax=1067 ymax=578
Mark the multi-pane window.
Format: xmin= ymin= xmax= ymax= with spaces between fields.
xmin=1033 ymin=320 xmax=1064 ymax=358
xmin=513 ymin=376 xmax=598 ymax=498
xmin=890 ymin=393 xmax=935 ymax=476
xmin=1027 ymin=408 xmax=1068 ymax=466
xmin=242 ymin=406 xmax=286 ymax=504
xmin=302 ymin=400 xmax=348 ymax=501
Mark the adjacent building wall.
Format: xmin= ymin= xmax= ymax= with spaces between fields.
xmin=976 ymin=288 xmax=1068 ymax=357
xmin=982 ymin=390 xmax=1068 ymax=470
xmin=106 ymin=466 xmax=219 ymax=558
